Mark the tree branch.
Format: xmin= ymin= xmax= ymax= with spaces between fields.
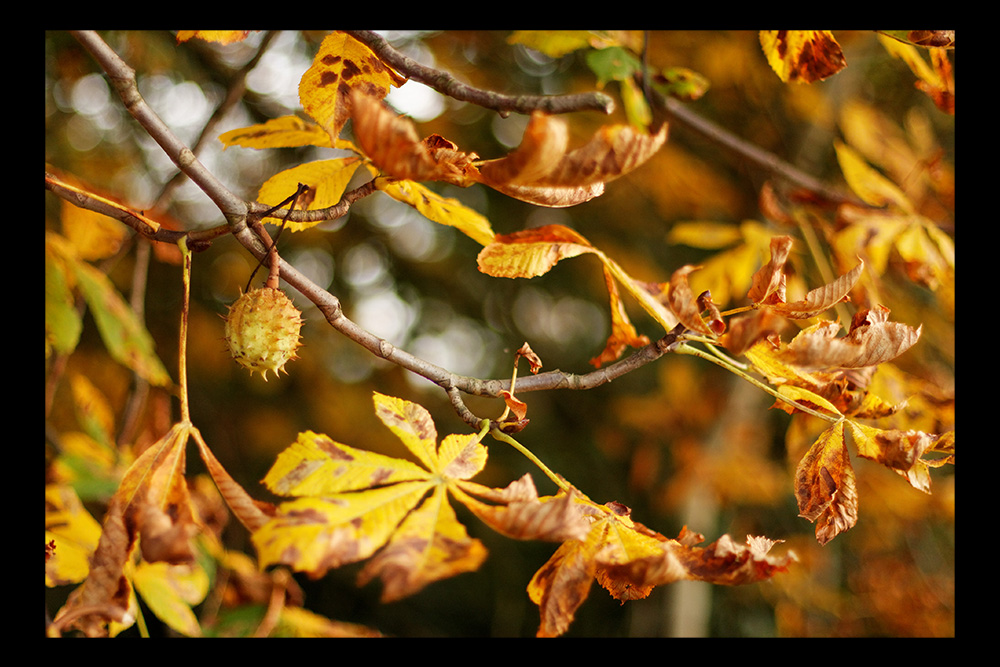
xmin=70 ymin=31 xmax=249 ymax=224
xmin=647 ymin=84 xmax=862 ymax=206
xmin=344 ymin=30 xmax=615 ymax=117
xmin=60 ymin=30 xmax=688 ymax=428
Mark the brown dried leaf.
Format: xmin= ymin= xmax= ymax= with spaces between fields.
xmin=773 ymin=260 xmax=863 ymax=320
xmin=484 ymin=180 xmax=606 ymax=208
xmin=454 ymin=477 xmax=591 ymax=543
xmin=54 ymin=423 xmax=194 ymax=636
xmin=668 ymin=265 xmax=713 ymax=335
xmin=532 ymin=122 xmax=667 ymax=187
xmin=527 ymin=529 xmax=601 ymax=637
xmin=848 ymin=422 xmax=954 ymax=493
xmin=350 ymin=90 xmax=478 ymax=186
xmin=784 ymin=304 xmax=922 ymax=369
xmin=794 ymin=421 xmax=858 ymax=545
xmin=719 ymin=308 xmax=785 ymax=356
xmin=515 ymin=342 xmax=544 ymax=374
xmin=351 ymin=91 xmax=664 ymax=208
xmin=748 ymin=235 xmax=792 ymax=305
xmin=135 ymin=436 xmax=199 ymax=565
xmin=528 ymin=501 xmax=795 ymax=635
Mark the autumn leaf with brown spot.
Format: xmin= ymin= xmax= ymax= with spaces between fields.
xmin=252 ymin=393 xmax=590 ymax=601
xmin=759 ymin=30 xmax=846 ymax=83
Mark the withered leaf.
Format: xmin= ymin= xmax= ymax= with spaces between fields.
xmin=477 ymin=112 xmax=570 ymax=186
xmin=453 ymin=476 xmax=591 ymax=543
xmin=668 ymin=265 xmax=713 ymax=335
xmin=54 ymin=422 xmax=197 ymax=636
xmin=783 ymin=304 xmax=922 ymax=369
xmin=794 ymin=421 xmax=858 ymax=545
xmin=351 ymin=90 xmax=476 ymax=186
xmin=748 ymin=235 xmax=792 ymax=305
xmin=773 ymin=260 xmax=863 ymax=320
xmin=351 ymin=89 xmax=665 ymax=207
xmin=528 ymin=502 xmax=795 ymax=636
xmin=719 ymin=308 xmax=785 ymax=356
xmin=849 ymin=422 xmax=954 ymax=493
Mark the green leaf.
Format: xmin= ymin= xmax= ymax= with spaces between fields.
xmin=45 ymin=235 xmax=83 ymax=356
xmin=585 ymin=46 xmax=642 ymax=87
xmin=69 ymin=249 xmax=172 ymax=387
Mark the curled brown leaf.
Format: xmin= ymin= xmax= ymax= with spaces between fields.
xmin=784 ymin=304 xmax=922 ymax=369
xmin=794 ymin=422 xmax=858 ymax=545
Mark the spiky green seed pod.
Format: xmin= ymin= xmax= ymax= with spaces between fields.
xmin=224 ymin=287 xmax=303 ymax=381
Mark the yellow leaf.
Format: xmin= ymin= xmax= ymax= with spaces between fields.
xmin=376 ymin=178 xmax=495 ymax=246
xmin=45 ymin=484 xmax=103 ymax=587
xmin=476 ymin=224 xmax=597 ymax=279
xmin=371 ymin=392 xmax=441 ymax=472
xmin=777 ymin=384 xmax=844 ymax=417
xmin=507 ymin=30 xmax=606 ymax=58
xmin=253 ymin=481 xmax=435 ymax=577
xmin=176 ymin=30 xmax=252 ymax=45
xmin=262 ymin=430 xmax=429 ymax=497
xmin=219 ymin=115 xmax=334 ymax=150
xmin=299 ymin=31 xmax=406 ymax=140
xmin=759 ymin=30 xmax=846 ymax=83
xmin=357 ymin=487 xmax=488 ymax=602
xmin=131 ymin=560 xmax=209 ymax=637
xmin=257 ymin=158 xmax=362 ymax=231
xmin=835 ymin=140 xmax=913 ymax=212
xmin=60 ymin=199 xmax=128 ymax=261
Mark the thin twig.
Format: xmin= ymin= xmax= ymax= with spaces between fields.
xmin=70 ymin=31 xmax=248 ymax=222
xmin=649 ymin=86 xmax=862 ymax=206
xmin=344 ymin=30 xmax=615 ymax=117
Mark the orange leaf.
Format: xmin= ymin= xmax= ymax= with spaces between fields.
xmin=589 ymin=268 xmax=650 ymax=368
xmin=477 ymin=112 xmax=570 ymax=186
xmin=477 ymin=224 xmax=597 ymax=279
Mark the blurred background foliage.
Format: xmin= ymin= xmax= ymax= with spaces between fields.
xmin=45 ymin=30 xmax=954 ymax=637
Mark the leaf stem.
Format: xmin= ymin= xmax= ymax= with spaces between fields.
xmin=674 ymin=341 xmax=839 ymax=423
xmin=178 ymin=237 xmax=192 ymax=424
xmin=487 ymin=424 xmax=573 ymax=494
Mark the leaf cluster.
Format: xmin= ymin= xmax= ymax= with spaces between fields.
xmin=45 ymin=30 xmax=954 ymax=637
